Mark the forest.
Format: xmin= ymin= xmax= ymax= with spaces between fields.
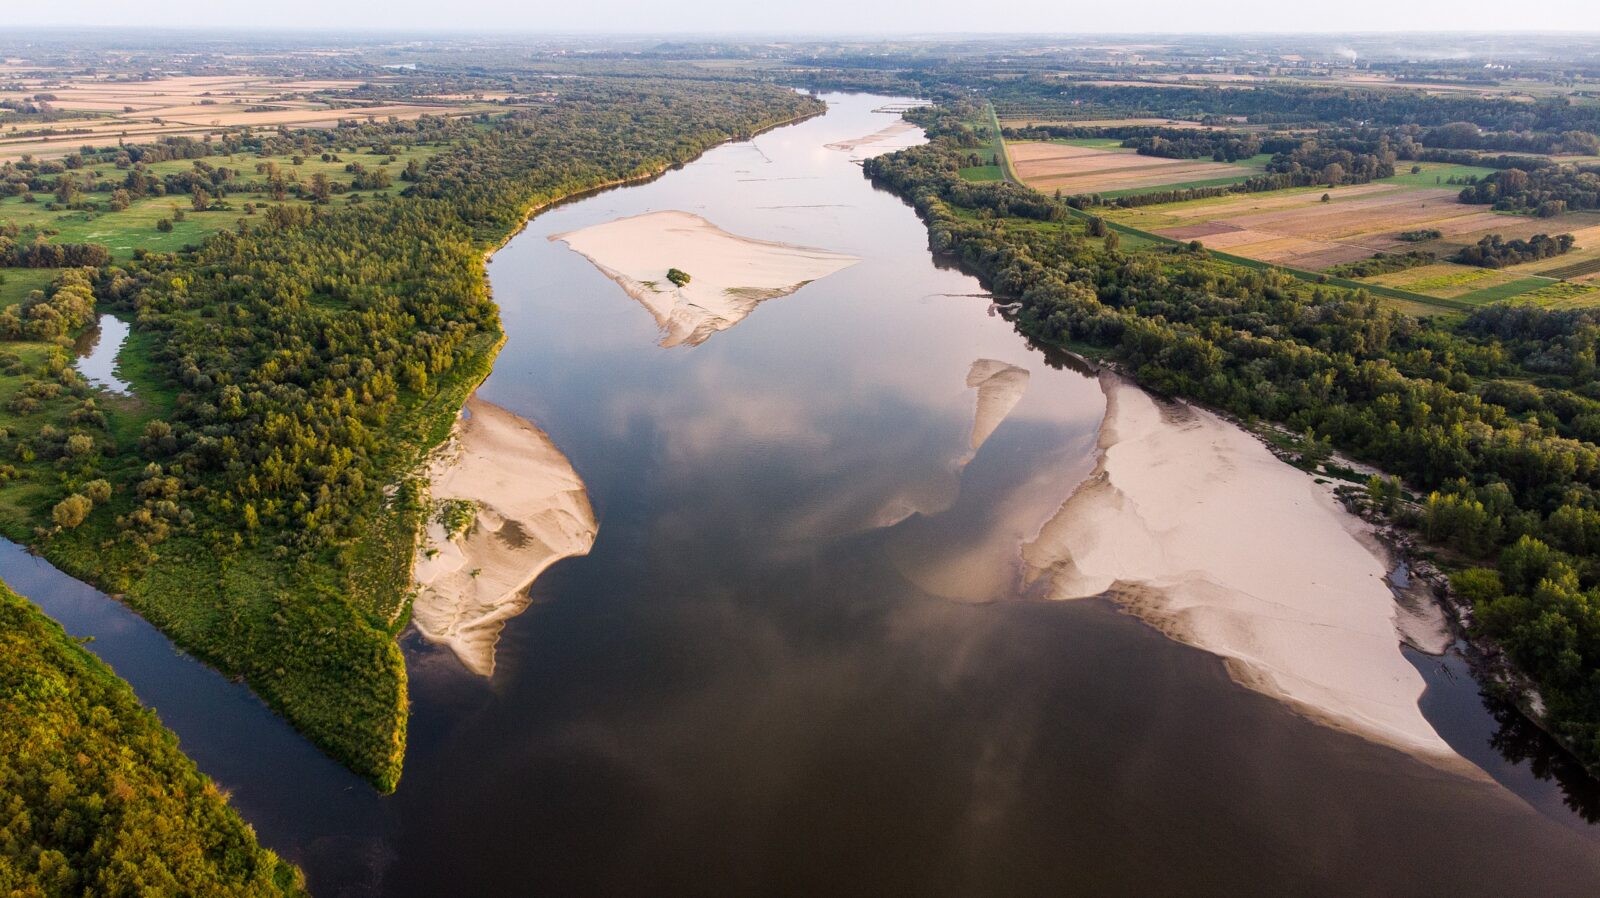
xmin=0 ymin=78 xmax=822 ymax=791
xmin=0 ymin=582 xmax=304 ymax=896
xmin=869 ymin=101 xmax=1600 ymax=770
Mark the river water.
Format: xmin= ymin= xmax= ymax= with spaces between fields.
xmin=4 ymin=93 xmax=1600 ymax=896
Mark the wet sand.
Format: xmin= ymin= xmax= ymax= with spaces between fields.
xmin=552 ymin=210 xmax=857 ymax=347
xmin=966 ymin=359 xmax=1030 ymax=453
xmin=1025 ymin=374 xmax=1463 ymax=763
xmin=411 ymin=396 xmax=597 ymax=676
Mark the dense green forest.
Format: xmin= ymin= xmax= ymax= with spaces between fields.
xmin=0 ymin=581 xmax=304 ymax=896
xmin=868 ymin=101 xmax=1600 ymax=769
xmin=0 ymin=78 xmax=822 ymax=790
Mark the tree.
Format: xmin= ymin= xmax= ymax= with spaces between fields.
xmin=52 ymin=494 xmax=92 ymax=529
xmin=666 ymin=267 xmax=691 ymax=287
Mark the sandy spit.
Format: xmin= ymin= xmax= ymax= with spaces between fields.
xmin=552 ymin=211 xmax=857 ymax=348
xmin=1025 ymin=374 xmax=1466 ymax=764
xmin=966 ymin=359 xmax=1031 ymax=452
xmin=824 ymin=119 xmax=920 ymax=153
xmin=412 ymin=396 xmax=597 ymax=676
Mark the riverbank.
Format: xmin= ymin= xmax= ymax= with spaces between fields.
xmin=1024 ymin=372 xmax=1470 ymax=767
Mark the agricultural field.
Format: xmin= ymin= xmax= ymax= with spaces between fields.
xmin=1006 ymin=139 xmax=1270 ymax=195
xmin=0 ymin=73 xmax=497 ymax=162
xmin=1099 ymin=164 xmax=1600 ymax=309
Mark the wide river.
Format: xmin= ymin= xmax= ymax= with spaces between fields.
xmin=6 ymin=93 xmax=1600 ymax=895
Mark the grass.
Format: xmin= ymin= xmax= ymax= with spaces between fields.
xmin=1455 ymin=276 xmax=1555 ymax=305
xmin=985 ymin=103 xmax=1018 ymax=184
xmin=0 ymin=267 xmax=60 ymax=307
xmin=959 ymin=164 xmax=1004 ymax=182
xmin=0 ymin=145 xmax=447 ymax=263
xmin=1386 ymin=162 xmax=1498 ymax=189
xmin=1515 ymin=280 xmax=1600 ymax=308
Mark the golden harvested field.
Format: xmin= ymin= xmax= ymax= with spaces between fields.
xmin=1007 ymin=140 xmax=1252 ymax=194
xmin=0 ymin=74 xmax=495 ymax=162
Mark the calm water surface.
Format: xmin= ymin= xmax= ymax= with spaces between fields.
xmin=4 ymin=94 xmax=1600 ymax=896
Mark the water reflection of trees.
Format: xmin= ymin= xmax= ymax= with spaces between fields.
xmin=1488 ymin=695 xmax=1600 ymax=824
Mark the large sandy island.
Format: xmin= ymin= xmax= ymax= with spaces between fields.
xmin=553 ymin=210 xmax=857 ymax=347
xmin=1025 ymin=375 xmax=1459 ymax=762
xmin=412 ymin=397 xmax=597 ymax=676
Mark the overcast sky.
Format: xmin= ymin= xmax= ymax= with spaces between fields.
xmin=8 ymin=0 xmax=1600 ymax=35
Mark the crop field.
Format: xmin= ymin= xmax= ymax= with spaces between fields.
xmin=0 ymin=73 xmax=497 ymax=162
xmin=1006 ymin=140 xmax=1268 ymax=195
xmin=1100 ymin=166 xmax=1600 ymax=307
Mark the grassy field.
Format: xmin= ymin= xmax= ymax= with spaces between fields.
xmin=0 ymin=267 xmax=60 ymax=307
xmin=959 ymin=164 xmax=1004 ymax=182
xmin=1455 ymin=276 xmax=1555 ymax=305
xmin=0 ymin=144 xmax=446 ymax=265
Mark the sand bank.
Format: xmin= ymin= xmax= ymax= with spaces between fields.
xmin=824 ymin=119 xmax=920 ymax=153
xmin=553 ymin=211 xmax=857 ymax=347
xmin=966 ymin=359 xmax=1030 ymax=452
xmin=1025 ymin=375 xmax=1459 ymax=761
xmin=412 ymin=397 xmax=597 ymax=676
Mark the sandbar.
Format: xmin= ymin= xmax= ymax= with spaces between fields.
xmin=966 ymin=359 xmax=1030 ymax=452
xmin=552 ymin=210 xmax=857 ymax=347
xmin=412 ymin=396 xmax=597 ymax=676
xmin=1025 ymin=374 xmax=1461 ymax=762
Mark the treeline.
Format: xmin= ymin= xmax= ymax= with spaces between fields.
xmin=1325 ymin=251 xmax=1436 ymax=278
xmin=866 ymin=102 xmax=1600 ymax=769
xmin=1452 ymin=233 xmax=1574 ymax=268
xmin=0 ymin=582 xmax=304 ymax=897
xmin=991 ymin=81 xmax=1600 ymax=133
xmin=11 ymin=78 xmax=823 ymax=791
xmin=1459 ymin=165 xmax=1600 ymax=215
xmin=0 ymin=236 xmax=110 ymax=268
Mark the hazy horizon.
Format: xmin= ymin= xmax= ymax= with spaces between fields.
xmin=7 ymin=1 xmax=1600 ymax=36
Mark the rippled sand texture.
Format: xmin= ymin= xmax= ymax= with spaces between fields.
xmin=412 ymin=397 xmax=597 ymax=676
xmin=1025 ymin=374 xmax=1462 ymax=762
xmin=552 ymin=210 xmax=857 ymax=347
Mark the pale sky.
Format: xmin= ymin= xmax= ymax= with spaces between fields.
xmin=7 ymin=0 xmax=1600 ymax=35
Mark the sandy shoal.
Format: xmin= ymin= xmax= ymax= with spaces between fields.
xmin=825 ymin=119 xmax=920 ymax=152
xmin=412 ymin=396 xmax=597 ymax=676
xmin=967 ymin=359 xmax=1030 ymax=452
xmin=1025 ymin=374 xmax=1461 ymax=762
xmin=553 ymin=211 xmax=858 ymax=348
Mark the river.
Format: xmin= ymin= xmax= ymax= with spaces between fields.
xmin=5 ymin=92 xmax=1600 ymax=896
